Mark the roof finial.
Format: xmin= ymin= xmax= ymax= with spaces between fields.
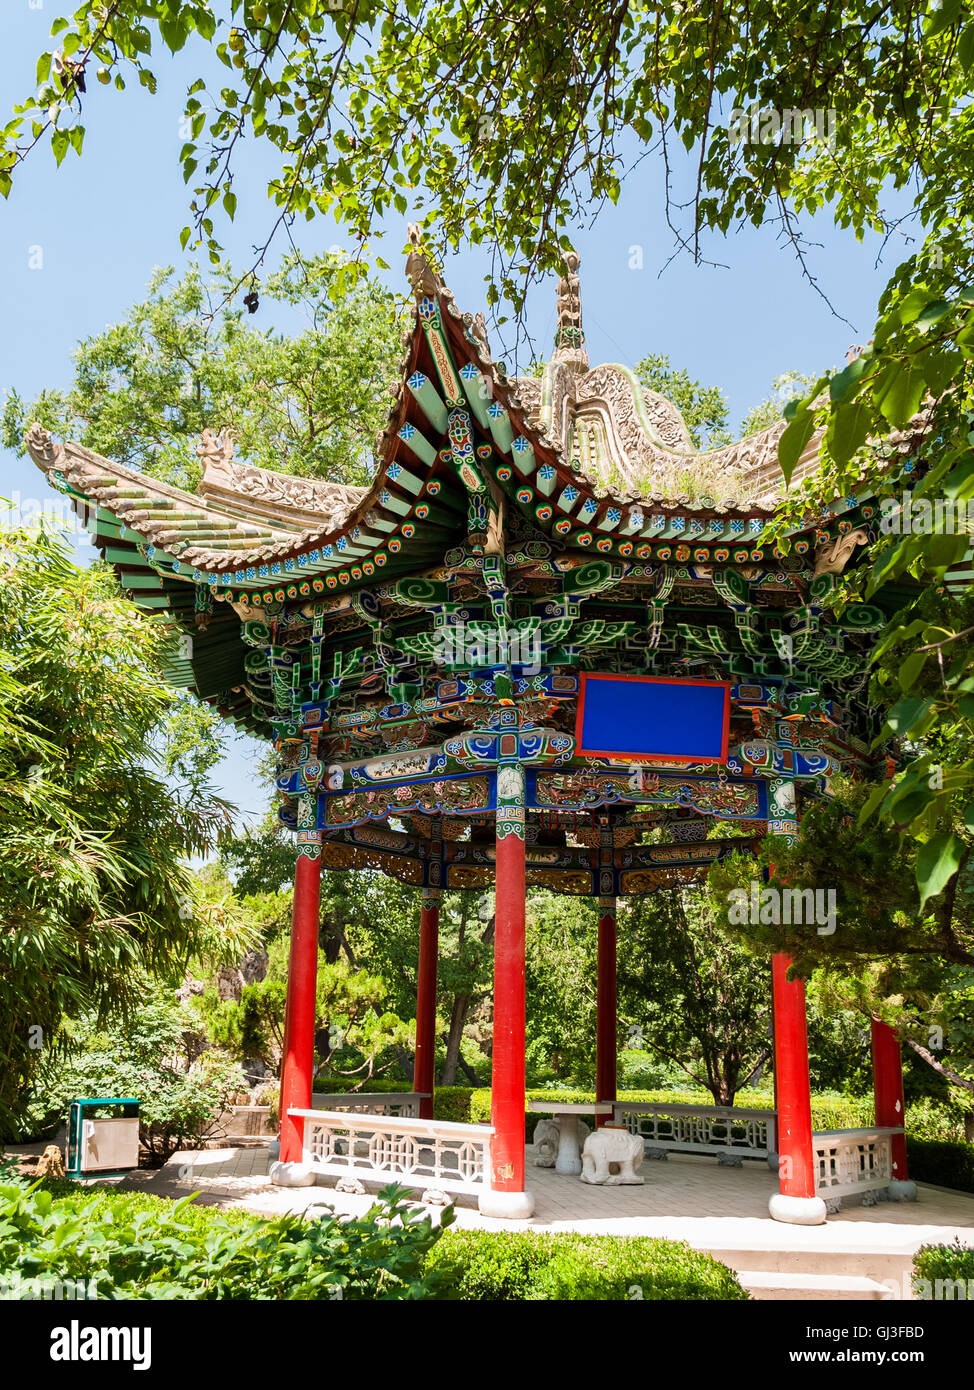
xmin=404 ymin=222 xmax=442 ymax=298
xmin=552 ymin=248 xmax=588 ymax=375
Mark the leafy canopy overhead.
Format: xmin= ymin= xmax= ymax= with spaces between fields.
xmin=3 ymin=2 xmax=972 ymax=305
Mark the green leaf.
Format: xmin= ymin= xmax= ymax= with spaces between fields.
xmin=943 ymin=456 xmax=974 ymax=500
xmin=924 ymin=530 xmax=969 ymax=570
xmin=883 ymin=696 xmax=936 ymax=737
xmin=898 ymin=286 xmax=934 ymax=325
xmin=960 ymin=23 xmax=974 ymax=69
xmin=888 ymin=785 xmax=939 ymax=829
xmin=896 ymin=650 xmax=927 ymax=692
xmin=914 ymin=300 xmax=951 ymax=332
xmin=925 ymin=0 xmax=963 ymax=36
xmin=159 ymin=19 xmax=190 ymax=53
xmin=827 ymin=400 xmax=872 ymax=466
xmin=923 ymin=347 xmax=963 ymax=396
xmin=857 ymin=779 xmax=891 ymax=826
xmin=873 ymin=359 xmax=927 ymax=429
xmin=829 ymin=355 xmax=870 ymax=403
xmin=915 ymin=831 xmax=965 ymax=909
xmin=777 ymin=405 xmax=817 ymax=484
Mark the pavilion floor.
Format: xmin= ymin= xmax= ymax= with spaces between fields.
xmin=73 ymin=1142 xmax=974 ymax=1298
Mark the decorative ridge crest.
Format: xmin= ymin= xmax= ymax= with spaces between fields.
xmin=551 ymin=249 xmax=589 ymax=375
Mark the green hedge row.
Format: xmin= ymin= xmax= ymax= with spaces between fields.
xmin=2 ymin=1179 xmax=440 ymax=1299
xmin=425 ymin=1229 xmax=748 ymax=1300
xmin=426 ymin=1086 xmax=876 ymax=1138
xmin=907 ymin=1139 xmax=974 ymax=1195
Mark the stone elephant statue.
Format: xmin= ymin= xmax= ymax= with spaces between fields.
xmin=534 ymin=1116 xmax=592 ymax=1168
xmin=534 ymin=1117 xmax=560 ymax=1167
xmin=580 ymin=1125 xmax=645 ymax=1185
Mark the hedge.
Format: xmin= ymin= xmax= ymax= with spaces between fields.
xmin=425 ymin=1229 xmax=748 ymax=1300
xmin=913 ymin=1241 xmax=974 ymax=1299
xmin=11 ymin=1179 xmax=746 ymax=1302
xmin=427 ymin=1086 xmax=876 ymax=1138
xmin=308 ymin=1081 xmax=956 ymax=1136
xmin=906 ymin=1139 xmax=974 ymax=1195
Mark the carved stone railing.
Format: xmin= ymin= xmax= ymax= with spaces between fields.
xmin=311 ymin=1092 xmax=429 ymax=1119
xmin=812 ymin=1127 xmax=899 ymax=1204
xmin=611 ymin=1102 xmax=776 ymax=1161
xmin=289 ymin=1108 xmax=494 ymax=1201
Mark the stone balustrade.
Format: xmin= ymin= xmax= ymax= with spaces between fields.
xmin=289 ymin=1107 xmax=494 ymax=1201
xmin=611 ymin=1101 xmax=777 ymax=1161
xmin=812 ymin=1126 xmax=900 ymax=1205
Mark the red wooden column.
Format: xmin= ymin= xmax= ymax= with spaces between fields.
xmin=415 ymin=887 xmax=440 ymax=1121
xmin=871 ymin=1018 xmax=917 ymax=1200
xmin=766 ymin=763 xmax=825 ymax=1222
xmin=481 ymin=752 xmax=534 ymax=1218
xmin=595 ymin=897 xmax=617 ymax=1126
xmin=769 ymin=953 xmax=825 ymax=1223
xmin=277 ymin=839 xmax=321 ymax=1172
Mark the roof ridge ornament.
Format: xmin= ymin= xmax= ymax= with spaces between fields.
xmin=197 ymin=425 xmax=237 ymax=486
xmin=24 ymin=421 xmax=63 ymax=471
xmin=552 ymin=248 xmax=589 ymax=376
xmin=405 ymin=222 xmax=443 ymax=300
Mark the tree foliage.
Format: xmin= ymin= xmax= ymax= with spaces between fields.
xmin=618 ymin=889 xmax=771 ymax=1106
xmin=2 ymin=255 xmax=403 ymax=489
xmin=708 ymin=782 xmax=974 ymax=1109
xmin=0 ymin=527 xmax=243 ymax=1137
xmin=633 ymin=354 xmax=732 ymax=450
xmin=6 ymin=2 xmax=973 ymax=317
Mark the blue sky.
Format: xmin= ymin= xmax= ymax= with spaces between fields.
xmin=0 ymin=7 xmax=920 ymax=822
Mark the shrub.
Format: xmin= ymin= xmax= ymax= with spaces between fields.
xmin=903 ymin=1096 xmax=967 ymax=1143
xmin=0 ymin=1179 xmax=445 ymax=1300
xmin=28 ymin=991 xmax=246 ymax=1162
xmin=425 ymin=1230 xmax=748 ymax=1301
xmin=906 ymin=1139 xmax=974 ymax=1194
xmin=913 ymin=1239 xmax=974 ymax=1298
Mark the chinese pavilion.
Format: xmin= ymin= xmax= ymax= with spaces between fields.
xmin=27 ymin=235 xmax=927 ymax=1222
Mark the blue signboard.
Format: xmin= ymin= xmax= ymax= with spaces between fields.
xmin=575 ymin=673 xmax=731 ymax=764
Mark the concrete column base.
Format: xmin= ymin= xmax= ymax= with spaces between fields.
xmin=269 ymin=1160 xmax=316 ymax=1188
xmin=766 ymin=1151 xmax=779 ymax=1174
xmin=769 ymin=1192 xmax=828 ymax=1225
xmin=888 ymin=1178 xmax=918 ymax=1202
xmin=478 ymin=1188 xmax=535 ymax=1219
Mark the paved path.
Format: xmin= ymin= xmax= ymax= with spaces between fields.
xmin=99 ymin=1144 xmax=974 ymax=1260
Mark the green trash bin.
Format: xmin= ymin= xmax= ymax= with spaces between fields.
xmin=66 ymin=1098 xmax=140 ymax=1179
